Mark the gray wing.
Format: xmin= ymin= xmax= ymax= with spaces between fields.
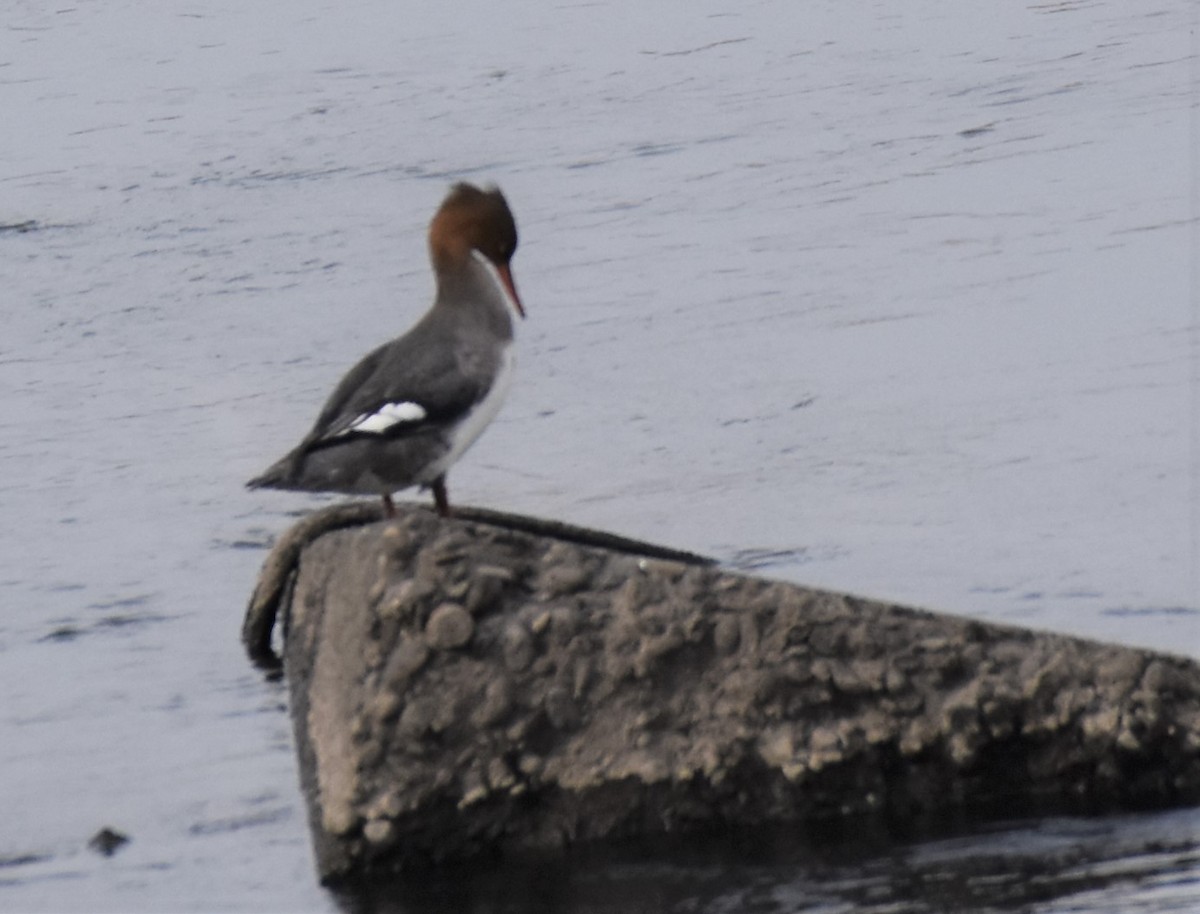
xmin=298 ymin=322 xmax=491 ymax=451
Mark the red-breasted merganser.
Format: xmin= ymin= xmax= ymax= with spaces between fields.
xmin=248 ymin=182 xmax=524 ymax=518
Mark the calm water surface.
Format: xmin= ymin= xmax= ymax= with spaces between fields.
xmin=2 ymin=1 xmax=1197 ymax=911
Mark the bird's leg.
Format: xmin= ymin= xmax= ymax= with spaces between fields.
xmin=431 ymin=476 xmax=451 ymax=518
xmin=381 ymin=493 xmax=396 ymax=518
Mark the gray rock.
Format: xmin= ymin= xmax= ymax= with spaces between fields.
xmin=424 ymin=602 xmax=474 ymax=650
xmin=245 ymin=502 xmax=1200 ymax=883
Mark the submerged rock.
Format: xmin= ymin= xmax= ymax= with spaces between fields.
xmin=87 ymin=827 xmax=130 ymax=858
xmin=245 ymin=502 xmax=1200 ymax=883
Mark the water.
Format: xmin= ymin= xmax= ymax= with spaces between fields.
xmin=334 ymin=811 xmax=1200 ymax=914
xmin=2 ymin=0 xmax=1197 ymax=910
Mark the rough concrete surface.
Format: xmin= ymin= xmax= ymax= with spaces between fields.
xmin=246 ymin=503 xmax=1200 ymax=882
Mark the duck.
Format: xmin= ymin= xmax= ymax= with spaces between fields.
xmin=247 ymin=182 xmax=524 ymax=518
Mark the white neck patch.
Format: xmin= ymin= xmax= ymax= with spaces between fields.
xmin=470 ymin=248 xmax=521 ymax=320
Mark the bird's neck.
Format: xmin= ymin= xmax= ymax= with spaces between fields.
xmin=433 ymin=252 xmax=516 ymax=338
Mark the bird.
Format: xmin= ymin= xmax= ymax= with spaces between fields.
xmin=247 ymin=182 xmax=524 ymax=519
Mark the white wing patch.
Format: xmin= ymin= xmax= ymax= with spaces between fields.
xmin=339 ymin=401 xmax=427 ymax=436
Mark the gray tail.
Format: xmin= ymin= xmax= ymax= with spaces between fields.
xmin=246 ymin=455 xmax=293 ymax=490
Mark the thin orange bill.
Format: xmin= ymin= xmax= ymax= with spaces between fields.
xmin=497 ymin=264 xmax=525 ymax=318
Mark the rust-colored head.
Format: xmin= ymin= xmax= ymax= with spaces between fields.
xmin=429 ymin=183 xmax=523 ymax=317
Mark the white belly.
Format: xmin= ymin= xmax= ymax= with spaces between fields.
xmin=416 ymin=343 xmax=515 ymax=485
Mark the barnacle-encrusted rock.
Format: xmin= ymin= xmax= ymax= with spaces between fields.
xmin=245 ymin=502 xmax=1200 ymax=883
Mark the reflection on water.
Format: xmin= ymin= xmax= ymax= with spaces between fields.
xmin=334 ymin=810 xmax=1200 ymax=914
